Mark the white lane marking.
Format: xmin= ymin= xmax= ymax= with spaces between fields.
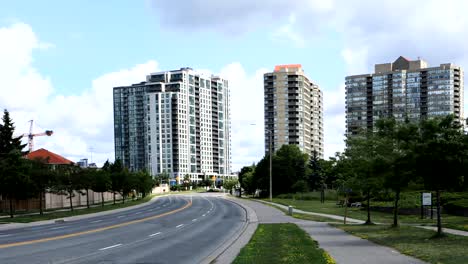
xmin=176 ymin=224 xmax=184 ymax=228
xmin=99 ymin=244 xmax=122 ymax=251
xmin=0 ymin=234 xmax=12 ymax=237
xmin=135 ymin=212 xmax=142 ymax=215
xmin=192 ymin=219 xmax=197 ymax=222
xmin=146 ymin=209 xmax=153 ymax=212
xmin=50 ymin=226 xmax=67 ymax=230
xmin=149 ymin=232 xmax=161 ymax=237
xmin=202 ymin=214 xmax=206 ymax=217
xmin=117 ymin=215 xmax=125 ymax=218
xmin=90 ymin=220 xmax=103 ymax=223
xmin=163 ymin=205 xmax=167 ymax=207
xmin=155 ymin=207 xmax=160 ymax=209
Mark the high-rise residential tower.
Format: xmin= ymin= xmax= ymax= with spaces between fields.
xmin=113 ymin=68 xmax=233 ymax=183
xmin=264 ymin=64 xmax=324 ymax=158
xmin=345 ymin=56 xmax=464 ymax=135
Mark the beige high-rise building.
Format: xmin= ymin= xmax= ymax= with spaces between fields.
xmin=264 ymin=64 xmax=324 ymax=158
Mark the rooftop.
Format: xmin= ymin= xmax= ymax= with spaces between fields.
xmin=25 ymin=148 xmax=74 ymax=165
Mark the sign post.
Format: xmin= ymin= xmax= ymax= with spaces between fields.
xmin=421 ymin=192 xmax=432 ymax=219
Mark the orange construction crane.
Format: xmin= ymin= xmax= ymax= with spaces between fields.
xmin=22 ymin=120 xmax=53 ymax=153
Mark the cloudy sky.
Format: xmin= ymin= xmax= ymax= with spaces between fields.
xmin=1 ymin=0 xmax=468 ymax=171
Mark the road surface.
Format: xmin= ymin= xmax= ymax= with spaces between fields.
xmin=0 ymin=194 xmax=246 ymax=264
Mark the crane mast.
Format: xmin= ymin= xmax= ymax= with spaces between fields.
xmin=22 ymin=120 xmax=53 ymax=153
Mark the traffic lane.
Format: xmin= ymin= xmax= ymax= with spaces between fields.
xmin=0 ymin=195 xmax=185 ymax=244
xmin=62 ymin=196 xmax=246 ymax=264
xmin=0 ymin=195 xmax=214 ymax=264
xmin=0 ymin=195 xmax=173 ymax=237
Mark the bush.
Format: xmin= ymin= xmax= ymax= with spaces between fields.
xmin=441 ymin=192 xmax=468 ymax=205
xmin=445 ymin=199 xmax=468 ymax=210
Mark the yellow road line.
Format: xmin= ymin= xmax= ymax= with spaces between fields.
xmin=0 ymin=199 xmax=192 ymax=249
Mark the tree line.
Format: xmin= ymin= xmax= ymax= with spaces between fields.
xmin=0 ymin=110 xmax=154 ymax=218
xmin=239 ymin=115 xmax=467 ymax=236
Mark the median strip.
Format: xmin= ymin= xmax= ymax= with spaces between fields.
xmin=99 ymin=244 xmax=122 ymax=251
xmin=0 ymin=199 xmax=192 ymax=249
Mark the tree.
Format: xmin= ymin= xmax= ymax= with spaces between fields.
xmin=154 ymin=172 xmax=169 ymax=186
xmin=241 ymin=171 xmax=256 ymax=195
xmin=135 ymin=170 xmax=153 ymax=198
xmin=345 ymin=131 xmax=385 ymax=225
xmin=75 ymin=168 xmax=94 ymax=208
xmin=182 ymin=174 xmax=191 ymax=190
xmin=415 ymin=115 xmax=466 ymax=236
xmin=27 ymin=158 xmax=54 ymax=215
xmin=109 ymin=159 xmax=124 ymax=204
xmin=53 ymin=165 xmax=80 ymax=212
xmin=272 ymin=145 xmax=308 ymax=195
xmin=238 ymin=164 xmax=255 ymax=197
xmin=91 ymin=169 xmax=110 ymax=207
xmin=0 ymin=110 xmax=29 ymax=217
xmin=308 ymin=150 xmax=326 ymax=203
xmin=375 ymin=118 xmax=418 ymax=227
xmin=222 ymin=179 xmax=238 ymax=194
xmin=253 ymin=145 xmax=308 ymax=197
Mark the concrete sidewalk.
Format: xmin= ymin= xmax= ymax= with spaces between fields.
xmin=232 ymin=198 xmax=426 ymax=264
xmin=258 ymin=199 xmax=364 ymax=224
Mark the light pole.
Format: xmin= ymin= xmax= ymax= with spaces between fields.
xmin=268 ymin=129 xmax=273 ymax=202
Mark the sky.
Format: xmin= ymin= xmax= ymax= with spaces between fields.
xmin=1 ymin=0 xmax=468 ymax=171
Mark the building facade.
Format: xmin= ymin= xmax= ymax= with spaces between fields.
xmin=345 ymin=56 xmax=464 ymax=135
xmin=114 ymin=68 xmax=233 ymax=183
xmin=264 ymin=64 xmax=324 ymax=158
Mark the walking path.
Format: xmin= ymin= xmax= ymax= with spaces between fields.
xmin=258 ymin=199 xmax=468 ymax=237
xmin=228 ymin=198 xmax=426 ymax=264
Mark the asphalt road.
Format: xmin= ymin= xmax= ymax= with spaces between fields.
xmin=0 ymin=194 xmax=246 ymax=264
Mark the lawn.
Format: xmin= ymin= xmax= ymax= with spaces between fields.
xmin=335 ymin=224 xmax=468 ymax=264
xmin=0 ymin=194 xmax=159 ymax=223
xmin=272 ymin=198 xmax=468 ymax=231
xmin=233 ymin=223 xmax=335 ymax=264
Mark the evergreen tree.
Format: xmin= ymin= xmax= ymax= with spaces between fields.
xmin=0 ymin=110 xmax=28 ymax=218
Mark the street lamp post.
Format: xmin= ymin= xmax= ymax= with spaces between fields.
xmin=268 ymin=130 xmax=273 ymax=202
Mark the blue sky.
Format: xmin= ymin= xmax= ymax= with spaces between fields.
xmin=1 ymin=0 xmax=467 ymax=170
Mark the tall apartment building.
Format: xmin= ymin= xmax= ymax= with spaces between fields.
xmin=264 ymin=64 xmax=324 ymax=158
xmin=113 ymin=68 xmax=233 ymax=183
xmin=345 ymin=56 xmax=464 ymax=135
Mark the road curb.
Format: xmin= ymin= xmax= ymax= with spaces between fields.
xmin=200 ymin=196 xmax=258 ymax=264
xmin=0 ymin=194 xmax=171 ymax=231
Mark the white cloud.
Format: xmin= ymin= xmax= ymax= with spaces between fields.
xmin=0 ymin=22 xmax=159 ymax=166
xmin=271 ymin=14 xmax=305 ymax=48
xmin=218 ymin=63 xmax=269 ymax=170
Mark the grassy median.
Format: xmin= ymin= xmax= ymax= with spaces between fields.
xmin=335 ymin=224 xmax=468 ymax=264
xmin=233 ymin=223 xmax=335 ymax=264
xmin=0 ymin=194 xmax=159 ymax=223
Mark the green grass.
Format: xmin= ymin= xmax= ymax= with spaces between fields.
xmin=272 ymin=198 xmax=468 ymax=231
xmin=0 ymin=194 xmax=160 ymax=223
xmin=334 ymin=224 xmax=468 ymax=264
xmin=233 ymin=223 xmax=335 ymax=264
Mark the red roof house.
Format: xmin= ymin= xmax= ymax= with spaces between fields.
xmin=25 ymin=148 xmax=74 ymax=165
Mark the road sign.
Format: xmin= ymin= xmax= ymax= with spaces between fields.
xmin=422 ymin=193 xmax=432 ymax=206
